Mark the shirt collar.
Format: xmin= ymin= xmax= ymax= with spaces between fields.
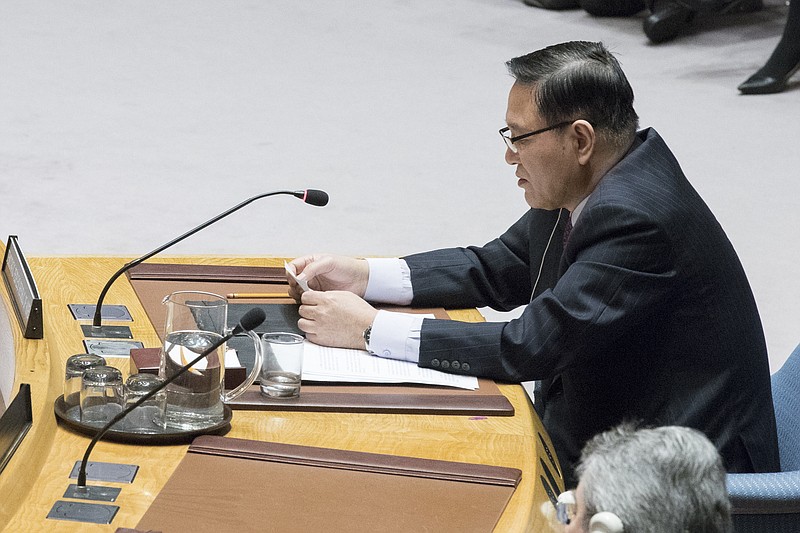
xmin=571 ymin=195 xmax=590 ymax=226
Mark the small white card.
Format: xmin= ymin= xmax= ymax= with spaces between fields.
xmin=284 ymin=261 xmax=311 ymax=293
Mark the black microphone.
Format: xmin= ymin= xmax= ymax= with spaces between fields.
xmin=298 ymin=189 xmax=329 ymax=207
xmin=76 ymin=307 xmax=267 ymax=488
xmin=91 ymin=189 xmax=328 ymax=331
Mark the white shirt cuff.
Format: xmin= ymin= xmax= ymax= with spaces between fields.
xmin=363 ymin=258 xmax=413 ymax=305
xmin=369 ymin=310 xmax=422 ymax=364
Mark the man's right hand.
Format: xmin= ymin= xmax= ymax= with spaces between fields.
xmin=287 ymin=254 xmax=370 ymax=300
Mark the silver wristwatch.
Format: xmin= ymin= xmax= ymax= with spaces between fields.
xmin=362 ymin=324 xmax=372 ymax=352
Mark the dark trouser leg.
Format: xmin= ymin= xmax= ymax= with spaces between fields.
xmin=580 ymin=0 xmax=645 ymax=16
xmin=523 ymin=0 xmax=579 ymax=10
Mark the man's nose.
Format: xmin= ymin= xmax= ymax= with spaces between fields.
xmin=505 ymin=146 xmax=519 ymax=165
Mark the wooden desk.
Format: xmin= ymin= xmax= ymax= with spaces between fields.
xmin=0 ymin=254 xmax=564 ymax=532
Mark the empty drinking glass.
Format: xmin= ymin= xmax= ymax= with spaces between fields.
xmin=64 ymin=354 xmax=107 ymax=413
xmin=123 ymin=373 xmax=167 ymax=433
xmin=80 ymin=365 xmax=124 ymax=427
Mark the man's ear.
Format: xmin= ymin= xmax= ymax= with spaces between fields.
xmin=571 ymin=120 xmax=595 ymax=166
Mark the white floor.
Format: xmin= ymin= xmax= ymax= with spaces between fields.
xmin=1 ymin=0 xmax=798 ymax=371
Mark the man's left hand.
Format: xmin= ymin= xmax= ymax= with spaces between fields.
xmin=298 ymin=290 xmax=378 ymax=350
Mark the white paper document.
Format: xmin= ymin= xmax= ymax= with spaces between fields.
xmin=302 ymin=341 xmax=479 ymax=390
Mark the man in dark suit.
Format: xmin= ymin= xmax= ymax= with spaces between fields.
xmin=289 ymin=41 xmax=779 ymax=485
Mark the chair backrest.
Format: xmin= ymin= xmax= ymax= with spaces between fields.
xmin=771 ymin=342 xmax=800 ymax=472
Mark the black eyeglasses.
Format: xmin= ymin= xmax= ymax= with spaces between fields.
xmin=499 ymin=120 xmax=575 ymax=153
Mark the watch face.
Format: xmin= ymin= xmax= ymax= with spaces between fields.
xmin=363 ymin=325 xmax=372 ymax=350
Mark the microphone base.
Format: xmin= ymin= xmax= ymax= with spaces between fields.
xmin=69 ymin=459 xmax=139 ymax=483
xmin=67 ymin=303 xmax=133 ymax=321
xmin=80 ymin=324 xmax=133 ymax=339
xmin=63 ymin=483 xmax=121 ymax=502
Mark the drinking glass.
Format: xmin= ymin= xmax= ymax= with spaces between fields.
xmin=64 ymin=353 xmax=107 ymax=412
xmin=123 ymin=373 xmax=167 ymax=432
xmin=80 ymin=365 xmax=124 ymax=427
xmin=260 ymin=332 xmax=304 ymax=398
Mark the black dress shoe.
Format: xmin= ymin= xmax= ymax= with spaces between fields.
xmin=680 ymin=0 xmax=761 ymax=12
xmin=738 ymin=62 xmax=800 ymax=94
xmin=644 ymin=1 xmax=696 ymax=43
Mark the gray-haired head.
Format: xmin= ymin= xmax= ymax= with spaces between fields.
xmin=576 ymin=424 xmax=732 ymax=533
xmin=506 ymin=41 xmax=639 ymax=150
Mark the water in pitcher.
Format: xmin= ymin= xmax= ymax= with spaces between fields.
xmin=161 ymin=330 xmax=225 ymax=430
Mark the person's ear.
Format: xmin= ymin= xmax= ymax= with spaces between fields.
xmin=570 ymin=120 xmax=595 ymax=166
xmin=589 ymin=511 xmax=624 ymax=533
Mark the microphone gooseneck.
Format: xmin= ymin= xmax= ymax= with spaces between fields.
xmin=91 ymin=189 xmax=328 ymax=329
xmin=77 ymin=308 xmax=267 ymax=487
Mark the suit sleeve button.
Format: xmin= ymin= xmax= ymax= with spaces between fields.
xmin=451 ymin=361 xmax=460 ymax=370
xmin=441 ymin=360 xmax=450 ymax=369
xmin=431 ymin=359 xmax=440 ymax=367
xmin=461 ymin=363 xmax=470 ymax=371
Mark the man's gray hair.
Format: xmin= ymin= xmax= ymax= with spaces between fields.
xmin=576 ymin=424 xmax=732 ymax=533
